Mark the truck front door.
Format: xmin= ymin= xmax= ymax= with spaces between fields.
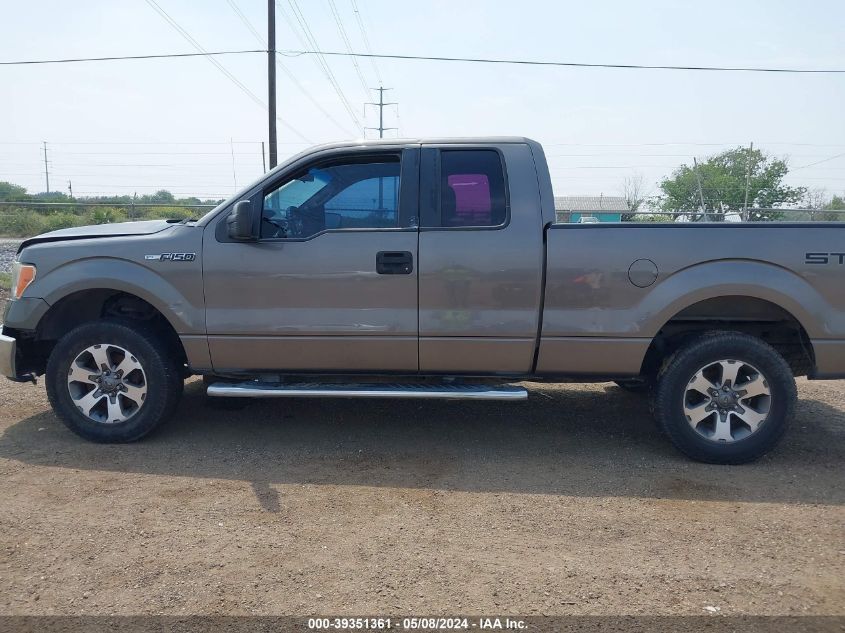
xmin=203 ymin=148 xmax=420 ymax=373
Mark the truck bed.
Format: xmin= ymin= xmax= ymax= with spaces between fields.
xmin=536 ymin=223 xmax=845 ymax=378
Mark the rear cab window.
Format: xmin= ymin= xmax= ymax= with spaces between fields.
xmin=421 ymin=148 xmax=508 ymax=229
xmin=441 ymin=150 xmax=507 ymax=227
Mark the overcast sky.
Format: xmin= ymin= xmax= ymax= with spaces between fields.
xmin=2 ymin=0 xmax=844 ymax=200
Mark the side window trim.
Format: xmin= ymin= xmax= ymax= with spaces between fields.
xmin=258 ymin=150 xmax=414 ymax=242
xmin=419 ymin=146 xmax=511 ymax=231
xmin=213 ymin=148 xmax=420 ymax=243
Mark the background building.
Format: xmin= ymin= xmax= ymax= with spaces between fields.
xmin=554 ymin=195 xmax=630 ymax=223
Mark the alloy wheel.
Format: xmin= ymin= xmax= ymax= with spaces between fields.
xmin=66 ymin=343 xmax=148 ymax=424
xmin=683 ymin=359 xmax=772 ymax=443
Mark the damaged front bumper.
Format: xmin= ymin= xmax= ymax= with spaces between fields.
xmin=0 ymin=326 xmax=18 ymax=380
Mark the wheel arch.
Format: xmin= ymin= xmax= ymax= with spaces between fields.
xmin=33 ymin=257 xmax=204 ymax=335
xmin=640 ymin=294 xmax=814 ymax=378
xmin=31 ymin=288 xmax=190 ymax=377
xmin=638 ymin=260 xmax=825 ymax=340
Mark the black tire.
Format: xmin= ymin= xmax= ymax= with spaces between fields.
xmin=46 ymin=319 xmax=183 ymax=442
xmin=654 ymin=331 xmax=796 ymax=464
xmin=613 ymin=378 xmax=651 ymax=394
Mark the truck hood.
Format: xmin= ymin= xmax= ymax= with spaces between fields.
xmin=18 ymin=220 xmax=178 ymax=253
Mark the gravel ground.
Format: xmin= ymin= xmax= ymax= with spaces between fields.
xmin=0 ymin=239 xmax=22 ymax=274
xmin=0 ymin=372 xmax=842 ymax=617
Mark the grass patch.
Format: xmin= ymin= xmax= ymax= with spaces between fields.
xmin=0 ymin=271 xmax=11 ymax=291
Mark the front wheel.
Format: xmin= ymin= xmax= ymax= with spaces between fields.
xmin=654 ymin=332 xmax=796 ymax=464
xmin=46 ymin=320 xmax=183 ymax=442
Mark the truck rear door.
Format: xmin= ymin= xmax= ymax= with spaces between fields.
xmin=417 ymin=143 xmax=545 ymax=374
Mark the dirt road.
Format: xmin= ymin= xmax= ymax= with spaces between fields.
xmin=0 ymin=373 xmax=842 ymax=617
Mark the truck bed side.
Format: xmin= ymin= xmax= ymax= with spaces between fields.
xmin=536 ymin=223 xmax=845 ymax=378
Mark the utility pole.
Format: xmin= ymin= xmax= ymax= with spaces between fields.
xmin=42 ymin=141 xmax=50 ymax=193
xmin=261 ymin=141 xmax=267 ymax=173
xmin=364 ymin=87 xmax=397 ymax=210
xmin=229 ymin=138 xmax=238 ymax=189
xmin=743 ymin=142 xmax=754 ymax=222
xmin=267 ymin=0 xmax=278 ymax=169
xmin=365 ymin=87 xmax=396 ymax=138
xmin=67 ymin=180 xmax=73 ymax=198
xmin=693 ymin=157 xmax=708 ymax=222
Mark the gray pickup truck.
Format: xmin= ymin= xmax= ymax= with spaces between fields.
xmin=2 ymin=137 xmax=844 ymax=463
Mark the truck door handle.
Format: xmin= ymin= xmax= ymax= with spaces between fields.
xmin=376 ymin=251 xmax=413 ymax=275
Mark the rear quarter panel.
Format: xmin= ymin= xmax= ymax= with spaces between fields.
xmin=537 ymin=224 xmax=845 ymax=376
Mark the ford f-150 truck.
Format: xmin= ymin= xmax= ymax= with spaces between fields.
xmin=3 ymin=137 xmax=844 ymax=463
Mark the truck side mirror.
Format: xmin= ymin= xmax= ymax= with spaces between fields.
xmin=227 ymin=200 xmax=257 ymax=241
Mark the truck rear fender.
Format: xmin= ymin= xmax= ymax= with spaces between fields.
xmin=640 ymin=259 xmax=831 ymax=340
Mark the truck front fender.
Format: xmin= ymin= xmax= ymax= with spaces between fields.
xmin=30 ymin=257 xmax=205 ymax=335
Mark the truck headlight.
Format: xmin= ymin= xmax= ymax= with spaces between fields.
xmin=11 ymin=262 xmax=36 ymax=300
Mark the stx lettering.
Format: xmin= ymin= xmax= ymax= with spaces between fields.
xmin=805 ymin=252 xmax=845 ymax=265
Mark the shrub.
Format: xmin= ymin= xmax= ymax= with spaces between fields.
xmin=143 ymin=206 xmax=196 ymax=221
xmin=86 ymin=207 xmax=127 ymax=225
xmin=630 ymin=213 xmax=675 ymax=223
xmin=0 ymin=208 xmax=48 ymax=237
xmin=44 ymin=213 xmax=87 ymax=231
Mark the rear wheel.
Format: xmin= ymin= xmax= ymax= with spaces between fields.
xmin=654 ymin=331 xmax=795 ymax=464
xmin=46 ymin=320 xmax=183 ymax=442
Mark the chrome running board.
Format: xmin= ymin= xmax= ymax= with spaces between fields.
xmin=206 ymin=381 xmax=528 ymax=401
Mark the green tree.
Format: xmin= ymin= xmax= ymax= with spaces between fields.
xmin=659 ymin=148 xmax=805 ymax=221
xmin=826 ymin=194 xmax=845 ymax=210
xmin=145 ymin=190 xmax=176 ymax=204
xmin=819 ymin=194 xmax=845 ymax=221
xmin=33 ymin=190 xmax=71 ymax=202
xmin=0 ymin=181 xmax=29 ymax=201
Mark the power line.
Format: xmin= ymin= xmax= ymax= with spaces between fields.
xmin=143 ymin=1 xmax=263 ymax=108
xmin=0 ymin=141 xmax=272 ymax=145
xmin=37 ymin=151 xmax=273 ymax=155
xmin=326 ymin=0 xmax=370 ymax=97
xmin=546 ymin=142 xmax=845 ymax=148
xmin=144 ymin=0 xmax=312 ymax=144
xmin=0 ymin=49 xmax=264 ymax=65
xmin=226 ymin=0 xmax=267 ymax=47
xmin=4 ymin=48 xmax=844 ymax=74
xmin=545 ymin=151 xmax=845 ymax=157
xmin=349 ymin=0 xmax=382 ymax=85
xmin=225 ymin=0 xmax=353 ymax=136
xmin=549 ymin=165 xmax=682 ymax=169
xmin=279 ymin=0 xmax=362 ymax=131
xmin=794 ymin=152 xmax=845 ymax=170
xmin=278 ymin=50 xmax=845 ymax=74
xmin=1 ymin=141 xmax=841 ymax=149
xmin=276 ymin=63 xmax=356 ymax=136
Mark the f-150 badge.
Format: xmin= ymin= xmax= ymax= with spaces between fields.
xmin=145 ymin=253 xmax=196 ymax=262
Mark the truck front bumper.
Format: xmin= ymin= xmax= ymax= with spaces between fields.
xmin=0 ymin=327 xmax=17 ymax=380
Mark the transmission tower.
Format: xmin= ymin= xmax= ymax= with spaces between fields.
xmin=365 ymin=87 xmax=397 ymax=138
